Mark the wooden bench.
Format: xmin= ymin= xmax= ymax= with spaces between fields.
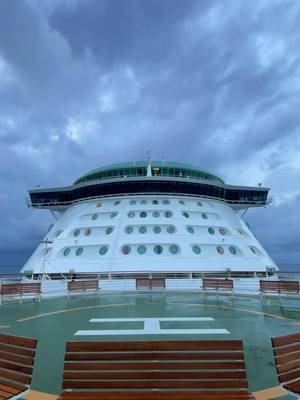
xmin=0 ymin=333 xmax=37 ymax=399
xmin=68 ymin=280 xmax=99 ymax=297
xmin=0 ymin=283 xmax=41 ymax=304
xmin=203 ymin=278 xmax=234 ymax=295
xmin=271 ymin=332 xmax=300 ymax=396
xmin=136 ymin=278 xmax=165 ymax=291
xmin=259 ymin=280 xmax=300 ymax=297
xmin=58 ymin=340 xmax=256 ymax=400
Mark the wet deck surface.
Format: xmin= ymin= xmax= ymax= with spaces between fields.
xmin=1 ymin=292 xmax=300 ymax=399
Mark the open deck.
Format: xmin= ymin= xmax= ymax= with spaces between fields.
xmin=1 ymin=287 xmax=300 ymax=399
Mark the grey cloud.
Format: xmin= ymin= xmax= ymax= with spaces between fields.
xmin=0 ymin=0 xmax=300 ymax=267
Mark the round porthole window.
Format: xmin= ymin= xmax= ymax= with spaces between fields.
xmin=163 ymin=199 xmax=170 ymax=205
xmin=169 ymin=245 xmax=179 ymax=254
xmin=179 ymin=200 xmax=185 ymax=205
xmin=229 ymin=246 xmax=237 ymax=255
xmin=125 ymin=226 xmax=134 ymax=234
xmin=182 ymin=212 xmax=189 ymax=218
xmin=137 ymin=245 xmax=147 ymax=255
xmin=165 ymin=211 xmax=172 ymax=218
xmin=91 ymin=214 xmax=98 ymax=221
xmin=76 ymin=247 xmax=83 ymax=256
xmin=152 ymin=200 xmax=159 ymax=205
xmin=114 ymin=200 xmax=120 ymax=206
xmin=85 ymin=228 xmax=92 ymax=236
xmin=217 ymin=246 xmax=224 ymax=255
xmin=99 ymin=246 xmax=108 ymax=255
xmin=201 ymin=213 xmax=208 ymax=219
xmin=129 ymin=200 xmax=136 ymax=205
xmin=139 ymin=226 xmax=147 ymax=234
xmin=192 ymin=245 xmax=201 ymax=255
xmin=166 ymin=225 xmax=175 ymax=234
xmin=73 ymin=229 xmax=80 ymax=237
xmin=128 ymin=212 xmax=135 ymax=218
xmin=219 ymin=228 xmax=226 ymax=236
xmin=140 ymin=211 xmax=147 ymax=218
xmin=96 ymin=202 xmax=102 ymax=208
xmin=153 ymin=245 xmax=163 ymax=254
xmin=153 ymin=226 xmax=161 ymax=234
xmin=110 ymin=212 xmax=118 ymax=219
xmin=122 ymin=245 xmax=131 ymax=255
xmin=153 ymin=211 xmax=160 ymax=218
xmin=197 ymin=201 xmax=203 ymax=207
xmin=63 ymin=248 xmax=71 ymax=257
xmin=208 ymin=227 xmax=215 ymax=235
xmin=105 ymin=227 xmax=114 ymax=235
xmin=187 ymin=226 xmax=194 ymax=234
xmin=140 ymin=200 xmax=147 ymax=205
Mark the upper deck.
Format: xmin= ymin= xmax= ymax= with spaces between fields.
xmin=27 ymin=161 xmax=270 ymax=210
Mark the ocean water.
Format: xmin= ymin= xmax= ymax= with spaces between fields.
xmin=0 ymin=265 xmax=22 ymax=275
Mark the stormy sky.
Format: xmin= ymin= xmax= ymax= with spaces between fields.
xmin=0 ymin=0 xmax=300 ymax=269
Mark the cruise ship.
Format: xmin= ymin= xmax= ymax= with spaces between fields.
xmin=22 ymin=160 xmax=277 ymax=277
xmin=1 ymin=160 xmax=300 ymax=400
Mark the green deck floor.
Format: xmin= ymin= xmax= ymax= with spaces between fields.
xmin=1 ymin=292 xmax=300 ymax=398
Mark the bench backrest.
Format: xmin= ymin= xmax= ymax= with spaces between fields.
xmin=68 ymin=280 xmax=98 ymax=291
xmin=151 ymin=278 xmax=165 ymax=289
xmin=0 ymin=334 xmax=37 ymax=393
xmin=0 ymin=283 xmax=41 ymax=296
xmin=61 ymin=340 xmax=250 ymax=396
xmin=136 ymin=278 xmax=165 ymax=290
xmin=260 ymin=280 xmax=299 ymax=293
xmin=203 ymin=278 xmax=234 ymax=290
xmin=136 ymin=278 xmax=150 ymax=289
xmin=272 ymin=332 xmax=300 ymax=393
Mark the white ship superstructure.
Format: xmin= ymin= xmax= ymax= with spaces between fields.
xmin=22 ymin=161 xmax=277 ymax=275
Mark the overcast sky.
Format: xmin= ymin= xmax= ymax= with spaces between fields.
xmin=0 ymin=0 xmax=299 ymax=269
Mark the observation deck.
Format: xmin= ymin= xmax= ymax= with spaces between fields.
xmin=27 ymin=161 xmax=270 ymax=210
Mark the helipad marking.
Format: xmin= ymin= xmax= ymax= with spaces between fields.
xmin=17 ymin=303 xmax=133 ymax=322
xmin=75 ymin=317 xmax=229 ymax=336
xmin=90 ymin=317 xmax=214 ymax=322
xmin=170 ymin=302 xmax=288 ymax=320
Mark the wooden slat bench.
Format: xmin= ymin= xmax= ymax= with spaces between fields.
xmin=203 ymin=278 xmax=234 ymax=295
xmin=260 ymin=280 xmax=300 ymax=297
xmin=0 ymin=283 xmax=41 ymax=305
xmin=0 ymin=333 xmax=37 ymax=399
xmin=271 ymin=332 xmax=300 ymax=396
xmin=68 ymin=280 xmax=100 ymax=297
xmin=58 ymin=340 xmax=256 ymax=400
xmin=136 ymin=278 xmax=165 ymax=291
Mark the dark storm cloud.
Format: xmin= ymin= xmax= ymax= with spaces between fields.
xmin=0 ymin=0 xmax=300 ymax=267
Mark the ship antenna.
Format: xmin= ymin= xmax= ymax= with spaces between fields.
xmin=146 ymin=151 xmax=152 ymax=177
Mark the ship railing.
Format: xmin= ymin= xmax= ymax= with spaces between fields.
xmin=1 ymin=270 xmax=300 ymax=305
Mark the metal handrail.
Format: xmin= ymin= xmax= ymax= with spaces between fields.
xmin=1 ymin=270 xmax=300 ymax=282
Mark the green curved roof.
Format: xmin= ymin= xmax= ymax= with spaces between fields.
xmin=74 ymin=161 xmax=224 ymax=185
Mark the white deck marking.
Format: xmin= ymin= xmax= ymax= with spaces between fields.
xmin=74 ymin=317 xmax=230 ymax=336
xmin=89 ymin=317 xmax=214 ymax=322
xmin=75 ymin=329 xmax=229 ymax=335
